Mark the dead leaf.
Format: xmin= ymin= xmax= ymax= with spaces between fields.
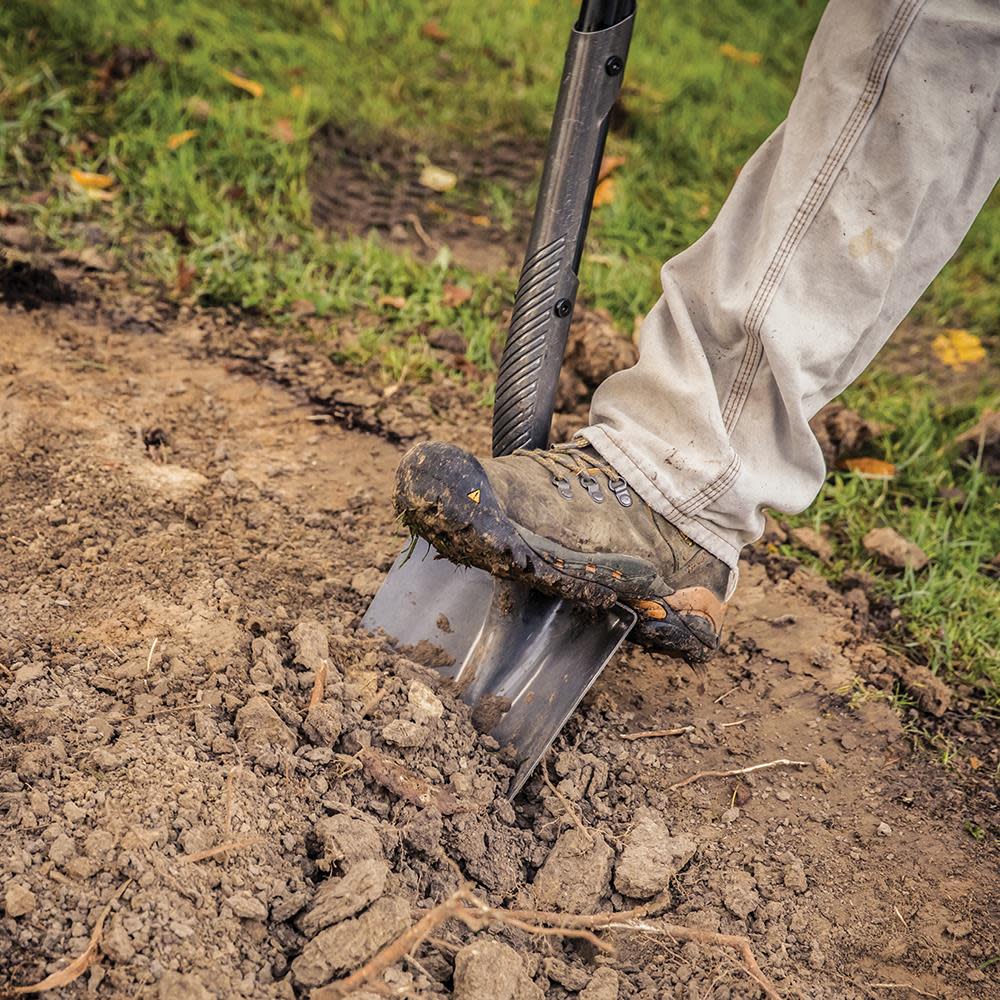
xmin=175 ymin=257 xmax=197 ymax=296
xmin=220 ymin=69 xmax=264 ymax=98
xmin=931 ymin=328 xmax=986 ymax=370
xmin=421 ymin=19 xmax=450 ymax=42
xmin=719 ymin=42 xmax=762 ymax=66
xmin=442 ymin=283 xmax=472 ymax=307
xmin=166 ymin=128 xmax=198 ymax=150
xmin=269 ymin=117 xmax=295 ymax=143
xmin=969 ymin=756 xmax=983 ymax=770
xmin=70 ymin=169 xmax=114 ymax=191
xmin=863 ymin=526 xmax=929 ymax=571
xmin=378 ymin=294 xmax=407 ymax=310
xmin=598 ymin=154 xmax=626 ymax=181
xmin=10 ymin=880 xmax=130 ymax=994
xmin=469 ymin=214 xmax=491 ymax=227
xmin=419 ymin=164 xmax=457 ymax=193
xmin=592 ymin=176 xmax=616 ymax=208
xmin=840 ymin=457 xmax=896 ymax=479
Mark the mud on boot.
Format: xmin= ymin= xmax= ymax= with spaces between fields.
xmin=394 ymin=440 xmax=730 ymax=663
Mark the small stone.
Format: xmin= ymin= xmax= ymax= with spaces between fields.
xmin=229 ymin=891 xmax=268 ymax=920
xmin=5 ymin=882 xmax=36 ymax=917
xmin=381 ymin=718 xmax=426 ymax=748
xmin=813 ymin=756 xmax=834 ymax=775
xmin=784 ymin=861 xmax=808 ymax=893
xmin=614 ymin=812 xmax=697 ymax=899
xmin=531 ymin=828 xmax=614 ymax=913
xmin=839 ymin=732 xmax=860 ymax=750
xmin=876 ymin=822 xmax=892 ymax=837
xmin=580 ymin=968 xmax=619 ymax=1000
xmin=408 ymin=680 xmax=444 ymax=723
xmin=775 ymin=789 xmax=792 ymax=802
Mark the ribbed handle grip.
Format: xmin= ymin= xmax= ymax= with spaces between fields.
xmin=491 ymin=7 xmax=634 ymax=458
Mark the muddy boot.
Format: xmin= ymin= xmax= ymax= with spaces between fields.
xmin=394 ymin=441 xmax=730 ymax=662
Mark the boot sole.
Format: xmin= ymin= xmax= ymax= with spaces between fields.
xmin=394 ymin=442 xmax=720 ymax=663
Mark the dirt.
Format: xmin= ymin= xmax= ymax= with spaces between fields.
xmin=1 ymin=271 xmax=999 ymax=1000
xmin=308 ymin=125 xmax=542 ymax=273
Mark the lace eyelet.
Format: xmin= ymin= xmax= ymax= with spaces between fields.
xmin=551 ymin=475 xmax=574 ymax=500
xmin=608 ymin=477 xmax=633 ymax=507
xmin=578 ymin=472 xmax=605 ymax=503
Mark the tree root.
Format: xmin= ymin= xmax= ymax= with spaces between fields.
xmin=311 ymin=887 xmax=781 ymax=1000
xmin=669 ymin=757 xmax=809 ymax=791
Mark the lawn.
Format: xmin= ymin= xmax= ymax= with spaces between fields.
xmin=1 ymin=0 xmax=997 ymax=699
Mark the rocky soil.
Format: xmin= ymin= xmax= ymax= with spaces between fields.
xmin=1 ymin=268 xmax=998 ymax=999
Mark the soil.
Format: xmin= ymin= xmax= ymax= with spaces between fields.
xmin=1 ymin=264 xmax=998 ymax=1000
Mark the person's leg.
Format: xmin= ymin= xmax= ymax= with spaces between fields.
xmin=581 ymin=0 xmax=1000 ymax=587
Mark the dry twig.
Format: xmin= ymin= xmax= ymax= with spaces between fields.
xmin=6 ymin=880 xmax=131 ymax=996
xmin=622 ymin=725 xmax=694 ymax=741
xmin=540 ymin=762 xmax=592 ymax=843
xmin=308 ymin=661 xmax=328 ymax=709
xmin=669 ymin=758 xmax=809 ymax=791
xmin=178 ymin=835 xmax=263 ymax=863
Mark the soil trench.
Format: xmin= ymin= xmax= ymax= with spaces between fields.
xmin=1 ymin=292 xmax=997 ymax=1000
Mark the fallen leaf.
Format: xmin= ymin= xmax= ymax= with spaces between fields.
xmin=719 ymin=42 xmax=762 ymax=66
xmin=598 ymin=154 xmax=626 ymax=181
xmin=270 ymin=117 xmax=295 ymax=143
xmin=378 ymin=294 xmax=407 ymax=309
xmin=592 ymin=176 xmax=616 ymax=208
xmin=421 ymin=19 xmax=450 ymax=42
xmin=840 ymin=457 xmax=896 ymax=479
xmin=863 ymin=526 xmax=929 ymax=571
xmin=10 ymin=880 xmax=130 ymax=994
xmin=442 ymin=283 xmax=472 ymax=307
xmin=175 ymin=257 xmax=197 ymax=296
xmin=419 ymin=164 xmax=457 ymax=193
xmin=469 ymin=214 xmax=491 ymax=227
xmin=969 ymin=756 xmax=983 ymax=770
xmin=70 ymin=169 xmax=114 ymax=190
xmin=220 ymin=69 xmax=264 ymax=98
xmin=166 ymin=129 xmax=198 ymax=150
xmin=932 ymin=328 xmax=986 ymax=370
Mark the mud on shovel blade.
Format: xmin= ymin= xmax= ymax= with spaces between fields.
xmin=361 ymin=1 xmax=637 ymax=795
xmin=361 ymin=539 xmax=635 ymax=797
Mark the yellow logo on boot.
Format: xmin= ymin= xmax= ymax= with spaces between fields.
xmin=467 ymin=488 xmax=481 ymax=504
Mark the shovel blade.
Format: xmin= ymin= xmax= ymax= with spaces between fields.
xmin=362 ymin=539 xmax=636 ymax=797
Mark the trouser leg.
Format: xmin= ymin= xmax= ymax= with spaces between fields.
xmin=580 ymin=0 xmax=1000 ymax=588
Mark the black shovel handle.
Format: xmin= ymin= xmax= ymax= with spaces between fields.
xmin=492 ymin=0 xmax=635 ymax=458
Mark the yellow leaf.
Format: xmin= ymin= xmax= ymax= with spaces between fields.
xmin=220 ymin=69 xmax=264 ymax=98
xmin=290 ymin=84 xmax=305 ymax=100
xmin=325 ymin=15 xmax=347 ymax=42
xmin=70 ymin=169 xmax=114 ymax=190
xmin=598 ymin=154 xmax=626 ymax=182
xmin=166 ymin=129 xmax=198 ymax=150
xmin=931 ymin=328 xmax=986 ymax=370
xmin=840 ymin=457 xmax=896 ymax=480
xmin=469 ymin=214 xmax=491 ymax=227
xmin=592 ymin=176 xmax=616 ymax=208
xmin=419 ymin=164 xmax=457 ymax=193
xmin=969 ymin=756 xmax=983 ymax=770
xmin=719 ymin=42 xmax=762 ymax=66
xmin=378 ymin=294 xmax=407 ymax=309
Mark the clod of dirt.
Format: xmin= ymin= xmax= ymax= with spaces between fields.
xmin=543 ymin=957 xmax=589 ymax=991
xmin=304 ymin=701 xmax=345 ymax=745
xmin=292 ymin=894 xmax=412 ymax=987
xmin=897 ymin=661 xmax=952 ymax=717
xmin=613 ymin=811 xmax=697 ymax=899
xmin=0 ymin=256 xmax=75 ymax=311
xmin=157 ymin=971 xmax=214 ymax=999
xmin=809 ymin=401 xmax=877 ymax=468
xmin=381 ymin=718 xmax=428 ymax=747
xmin=290 ymin=620 xmax=333 ymax=673
xmin=579 ymin=967 xmax=620 ymax=1000
xmin=313 ymin=814 xmax=384 ymax=873
xmin=299 ymin=858 xmax=388 ymax=938
xmin=234 ymin=694 xmax=297 ymax=768
xmin=712 ymin=869 xmax=760 ymax=919
xmin=791 ymin=525 xmax=834 ymax=562
xmin=4 ymin=882 xmax=36 ymax=918
xmin=453 ymin=938 xmax=543 ymax=1000
xmin=955 ymin=408 xmax=1000 ymax=476
xmin=863 ymin=526 xmax=929 ymax=570
xmin=409 ymin=679 xmax=445 ymax=722
xmin=529 ymin=827 xmax=613 ymax=913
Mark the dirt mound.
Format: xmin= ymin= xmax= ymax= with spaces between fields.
xmin=1 ymin=297 xmax=998 ymax=999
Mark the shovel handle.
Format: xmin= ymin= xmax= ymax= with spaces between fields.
xmin=492 ymin=1 xmax=635 ymax=458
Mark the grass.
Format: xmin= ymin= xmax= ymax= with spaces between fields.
xmin=1 ymin=0 xmax=997 ymax=697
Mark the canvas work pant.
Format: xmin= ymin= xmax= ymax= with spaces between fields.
xmin=580 ymin=0 xmax=1000 ymax=594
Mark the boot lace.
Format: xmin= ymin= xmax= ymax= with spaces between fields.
xmin=516 ymin=442 xmax=634 ymax=507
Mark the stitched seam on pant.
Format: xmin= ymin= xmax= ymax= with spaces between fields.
xmin=721 ymin=0 xmax=922 ymax=434
xmin=673 ymin=455 xmax=742 ymax=517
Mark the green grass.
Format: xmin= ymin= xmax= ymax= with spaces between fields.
xmin=1 ymin=0 xmax=997 ymax=697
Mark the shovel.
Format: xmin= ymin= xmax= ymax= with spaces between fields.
xmin=363 ymin=0 xmax=638 ymax=797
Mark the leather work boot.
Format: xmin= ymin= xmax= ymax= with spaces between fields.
xmin=394 ymin=440 xmax=730 ymax=662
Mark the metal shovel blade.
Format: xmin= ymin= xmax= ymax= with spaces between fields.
xmin=362 ymin=539 xmax=636 ymax=797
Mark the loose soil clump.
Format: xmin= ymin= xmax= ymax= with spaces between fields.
xmin=1 ymin=286 xmax=997 ymax=999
